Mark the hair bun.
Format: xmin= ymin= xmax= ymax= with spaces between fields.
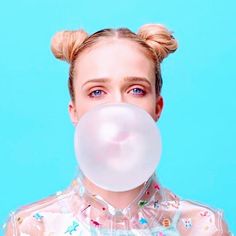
xmin=50 ymin=29 xmax=88 ymax=64
xmin=137 ymin=24 xmax=178 ymax=62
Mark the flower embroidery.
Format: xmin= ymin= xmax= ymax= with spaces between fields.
xmin=33 ymin=213 xmax=43 ymax=221
xmin=64 ymin=221 xmax=79 ymax=235
xmin=154 ymin=200 xmax=159 ymax=209
xmin=16 ymin=216 xmax=23 ymax=224
xmin=157 ymin=232 xmax=165 ymax=236
xmin=162 ymin=218 xmax=171 ymax=227
xmin=139 ymin=217 xmax=148 ymax=224
xmin=182 ymin=218 xmax=192 ymax=229
xmin=138 ymin=200 xmax=148 ymax=207
xmin=91 ymin=219 xmax=101 ymax=227
xmin=200 ymin=210 xmax=210 ymax=217
xmin=154 ymin=184 xmax=160 ymax=190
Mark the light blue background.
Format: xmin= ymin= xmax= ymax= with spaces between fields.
xmin=0 ymin=0 xmax=235 ymax=234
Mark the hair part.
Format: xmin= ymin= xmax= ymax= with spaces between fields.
xmin=51 ymin=24 xmax=178 ymax=101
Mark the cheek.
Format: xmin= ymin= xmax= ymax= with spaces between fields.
xmin=129 ymin=99 xmax=157 ymax=120
xmin=75 ymin=103 xmax=92 ymax=119
xmin=142 ymin=98 xmax=158 ymax=120
xmin=75 ymin=98 xmax=106 ymax=120
xmin=145 ymin=106 xmax=157 ymax=120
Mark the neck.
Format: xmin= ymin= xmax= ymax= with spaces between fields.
xmin=82 ymin=176 xmax=146 ymax=209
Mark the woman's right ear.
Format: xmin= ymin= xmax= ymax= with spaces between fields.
xmin=68 ymin=101 xmax=78 ymax=126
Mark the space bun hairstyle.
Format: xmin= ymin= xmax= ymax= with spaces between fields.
xmin=137 ymin=24 xmax=178 ymax=63
xmin=51 ymin=24 xmax=178 ymax=101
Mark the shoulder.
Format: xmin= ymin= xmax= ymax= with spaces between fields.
xmin=3 ymin=184 xmax=75 ymax=236
xmin=162 ymin=188 xmax=230 ymax=235
xmin=178 ymin=199 xmax=230 ymax=235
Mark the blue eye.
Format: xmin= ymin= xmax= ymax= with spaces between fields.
xmin=131 ymin=88 xmax=145 ymax=95
xmin=89 ymin=89 xmax=104 ymax=97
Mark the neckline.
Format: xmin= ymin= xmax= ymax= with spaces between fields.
xmin=75 ymin=169 xmax=157 ymax=216
xmin=69 ymin=169 xmax=166 ymax=229
xmin=72 ymin=170 xmax=165 ymax=217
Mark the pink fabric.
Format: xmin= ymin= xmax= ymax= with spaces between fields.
xmin=4 ymin=172 xmax=230 ymax=235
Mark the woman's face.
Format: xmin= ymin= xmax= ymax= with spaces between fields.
xmin=69 ymin=39 xmax=163 ymax=124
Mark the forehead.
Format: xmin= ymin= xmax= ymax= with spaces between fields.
xmin=73 ymin=39 xmax=155 ymax=85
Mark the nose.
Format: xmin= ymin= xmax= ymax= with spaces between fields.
xmin=110 ymin=90 xmax=126 ymax=104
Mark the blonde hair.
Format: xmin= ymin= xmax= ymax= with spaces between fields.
xmin=51 ymin=24 xmax=178 ymax=101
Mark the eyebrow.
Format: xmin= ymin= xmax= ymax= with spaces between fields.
xmin=81 ymin=76 xmax=152 ymax=88
xmin=124 ymin=77 xmax=152 ymax=87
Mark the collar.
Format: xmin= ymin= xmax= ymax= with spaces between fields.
xmin=69 ymin=169 xmax=167 ymax=231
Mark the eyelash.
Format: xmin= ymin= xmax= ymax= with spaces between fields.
xmin=130 ymin=88 xmax=146 ymax=96
xmin=88 ymin=87 xmax=146 ymax=98
xmin=89 ymin=89 xmax=105 ymax=98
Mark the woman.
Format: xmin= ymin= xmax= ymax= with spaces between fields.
xmin=4 ymin=24 xmax=230 ymax=235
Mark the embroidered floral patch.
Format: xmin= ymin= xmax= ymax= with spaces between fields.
xmin=182 ymin=218 xmax=192 ymax=229
xmin=65 ymin=221 xmax=79 ymax=235
xmin=139 ymin=217 xmax=148 ymax=224
xmin=138 ymin=200 xmax=148 ymax=207
xmin=33 ymin=213 xmax=43 ymax=221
